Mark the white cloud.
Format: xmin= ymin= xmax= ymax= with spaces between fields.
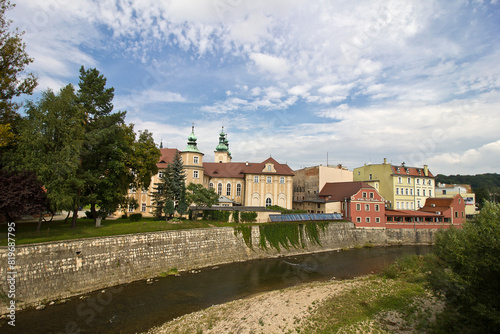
xmin=249 ymin=53 xmax=289 ymax=76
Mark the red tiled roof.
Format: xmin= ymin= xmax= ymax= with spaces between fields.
xmin=391 ymin=165 xmax=434 ymax=178
xmin=318 ymin=181 xmax=376 ymax=201
xmin=419 ymin=197 xmax=454 ymax=213
xmin=203 ymin=157 xmax=294 ymax=178
xmin=157 ymin=148 xmax=178 ymax=168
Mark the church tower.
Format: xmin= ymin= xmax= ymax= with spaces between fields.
xmin=214 ymin=127 xmax=232 ymax=163
xmin=181 ymin=125 xmax=204 ymax=185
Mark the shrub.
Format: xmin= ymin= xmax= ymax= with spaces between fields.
xmin=129 ymin=213 xmax=142 ymax=222
xmin=232 ymin=211 xmax=240 ymax=223
xmin=203 ymin=210 xmax=231 ymax=222
xmin=240 ymin=211 xmax=258 ymax=223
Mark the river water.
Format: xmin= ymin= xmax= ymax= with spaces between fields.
xmin=1 ymin=245 xmax=431 ymax=334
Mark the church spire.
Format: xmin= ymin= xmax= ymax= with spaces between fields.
xmin=184 ymin=124 xmax=201 ymax=153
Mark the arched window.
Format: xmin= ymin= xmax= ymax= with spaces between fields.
xmin=209 ymin=182 xmax=214 ymax=189
xmin=236 ymin=184 xmax=241 ymax=196
xmin=265 ymin=197 xmax=272 ymax=207
xmin=226 ymin=183 xmax=231 ymax=196
xmin=217 ymin=183 xmax=222 ymax=195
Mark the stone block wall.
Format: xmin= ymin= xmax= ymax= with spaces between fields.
xmin=0 ymin=223 xmax=434 ymax=313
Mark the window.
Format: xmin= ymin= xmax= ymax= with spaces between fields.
xmin=280 ymin=176 xmax=285 ymax=184
xmin=267 ymin=165 xmax=272 ymax=171
xmin=417 ymin=179 xmax=420 ymax=184
xmin=217 ymin=183 xmax=222 ymax=195
xmin=417 ymin=189 xmax=420 ymax=196
xmin=209 ymin=182 xmax=214 ymax=189
xmin=405 ymin=188 xmax=409 ymax=195
xmin=369 ymin=192 xmax=374 ymax=199
xmin=158 ymin=171 xmax=163 ymax=178
xmin=141 ymin=203 xmax=146 ymax=212
xmin=429 ymin=190 xmax=432 ymax=197
xmin=407 ymin=177 xmax=411 ymax=184
xmin=365 ymin=204 xmax=370 ymax=211
xmin=442 ymin=190 xmax=447 ymax=194
xmin=356 ymin=217 xmax=361 ymax=223
xmin=411 ymin=202 xmax=414 ymax=210
xmin=375 ymin=204 xmax=380 ymax=211
xmin=417 ymin=200 xmax=421 ymax=208
xmin=369 ymin=174 xmax=373 ymax=180
xmin=455 ymin=211 xmax=458 ymax=218
xmin=265 ymin=198 xmax=272 ymax=207
xmin=193 ymin=170 xmax=199 ymax=179
xmin=365 ymin=217 xmax=371 ymax=223
xmin=396 ymin=188 xmax=399 ymax=195
xmin=410 ymin=189 xmax=413 ymax=195
xmin=356 ymin=203 xmax=361 ymax=211
xmin=226 ymin=183 xmax=231 ymax=196
xmin=254 ymin=176 xmax=259 ymax=183
xmin=362 ymin=192 xmax=367 ymax=198
xmin=428 ymin=180 xmax=432 ymax=185
xmin=396 ymin=202 xmax=400 ymax=209
xmin=267 ymin=176 xmax=272 ymax=183
xmin=128 ymin=205 xmax=134 ymax=213
xmin=398 ymin=176 xmax=402 ymax=184
xmin=236 ymin=184 xmax=241 ymax=196
xmin=375 ymin=217 xmax=380 ymax=223
xmin=423 ymin=189 xmax=426 ymax=196
xmin=193 ymin=156 xmax=199 ymax=164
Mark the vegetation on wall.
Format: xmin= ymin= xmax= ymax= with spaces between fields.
xmin=203 ymin=210 xmax=231 ymax=222
xmin=240 ymin=211 xmax=258 ymax=223
xmin=234 ymin=222 xmax=328 ymax=252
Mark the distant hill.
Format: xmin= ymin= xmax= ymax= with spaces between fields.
xmin=435 ymin=173 xmax=500 ymax=190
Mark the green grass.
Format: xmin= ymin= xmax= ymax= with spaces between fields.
xmin=0 ymin=217 xmax=239 ymax=246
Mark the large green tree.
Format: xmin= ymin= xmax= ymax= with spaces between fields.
xmin=428 ymin=202 xmax=500 ymax=333
xmin=0 ymin=0 xmax=37 ymax=151
xmin=11 ymin=85 xmax=84 ymax=216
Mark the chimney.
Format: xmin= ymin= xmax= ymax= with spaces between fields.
xmin=423 ymin=165 xmax=428 ymax=176
xmin=383 ymin=158 xmax=387 ymax=164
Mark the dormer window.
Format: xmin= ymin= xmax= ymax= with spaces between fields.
xmin=267 ymin=165 xmax=272 ymax=171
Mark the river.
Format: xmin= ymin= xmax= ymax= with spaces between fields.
xmin=0 ymin=245 xmax=432 ymax=334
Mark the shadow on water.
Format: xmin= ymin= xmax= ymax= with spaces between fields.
xmin=1 ymin=245 xmax=432 ymax=334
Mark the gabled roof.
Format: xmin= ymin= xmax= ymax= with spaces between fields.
xmin=157 ymin=148 xmax=178 ymax=168
xmin=318 ymin=181 xmax=376 ymax=201
xmin=391 ymin=165 xmax=434 ymax=178
xmin=203 ymin=157 xmax=294 ymax=178
xmin=419 ymin=197 xmax=455 ymax=213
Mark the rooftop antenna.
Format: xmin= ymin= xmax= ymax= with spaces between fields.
xmin=327 ymin=152 xmax=329 ymax=166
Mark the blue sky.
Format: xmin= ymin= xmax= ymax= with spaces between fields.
xmin=10 ymin=0 xmax=500 ymax=175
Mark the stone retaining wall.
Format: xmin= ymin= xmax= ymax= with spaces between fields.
xmin=0 ymin=223 xmax=435 ymax=313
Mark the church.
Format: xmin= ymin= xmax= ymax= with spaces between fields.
xmin=126 ymin=126 xmax=294 ymax=216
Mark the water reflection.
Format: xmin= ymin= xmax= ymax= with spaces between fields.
xmin=1 ymin=245 xmax=431 ymax=334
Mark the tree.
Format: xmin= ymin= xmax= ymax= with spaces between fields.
xmin=185 ymin=183 xmax=219 ymax=221
xmin=151 ymin=151 xmax=186 ymax=220
xmin=186 ymin=183 xmax=219 ymax=207
xmin=10 ymin=85 xmax=84 ymax=217
xmin=0 ymin=169 xmax=49 ymax=224
xmin=0 ymin=0 xmax=37 ymax=149
xmin=427 ymin=202 xmax=500 ymax=333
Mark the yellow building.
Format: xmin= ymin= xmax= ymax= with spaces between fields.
xmin=435 ymin=183 xmax=477 ymax=217
xmin=353 ymin=159 xmax=435 ymax=210
xmin=126 ymin=127 xmax=294 ymax=216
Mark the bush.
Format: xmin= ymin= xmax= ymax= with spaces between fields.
xmin=203 ymin=210 xmax=231 ymax=222
xmin=129 ymin=213 xmax=142 ymax=222
xmin=232 ymin=211 xmax=240 ymax=223
xmin=240 ymin=211 xmax=258 ymax=223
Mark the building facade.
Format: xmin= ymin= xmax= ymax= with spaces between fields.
xmin=435 ymin=183 xmax=477 ymax=217
xmin=293 ymin=164 xmax=353 ymax=213
xmin=126 ymin=127 xmax=294 ymax=216
xmin=318 ymin=181 xmax=386 ymax=228
xmin=353 ymin=159 xmax=435 ymax=210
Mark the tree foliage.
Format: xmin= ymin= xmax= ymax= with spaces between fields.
xmin=0 ymin=169 xmax=49 ymax=222
xmin=0 ymin=0 xmax=37 ymax=144
xmin=427 ymin=202 xmax=500 ymax=333
xmin=186 ymin=183 xmax=219 ymax=208
xmin=435 ymin=173 xmax=500 ymax=208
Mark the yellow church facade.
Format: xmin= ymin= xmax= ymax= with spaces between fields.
xmin=125 ymin=127 xmax=294 ymax=216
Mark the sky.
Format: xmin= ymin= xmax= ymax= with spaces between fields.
xmin=9 ymin=0 xmax=500 ymax=175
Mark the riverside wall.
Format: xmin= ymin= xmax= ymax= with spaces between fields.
xmin=0 ymin=223 xmax=435 ymax=313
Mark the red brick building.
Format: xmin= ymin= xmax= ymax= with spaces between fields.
xmin=318 ymin=181 xmax=386 ymax=228
xmin=386 ymin=194 xmax=465 ymax=229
